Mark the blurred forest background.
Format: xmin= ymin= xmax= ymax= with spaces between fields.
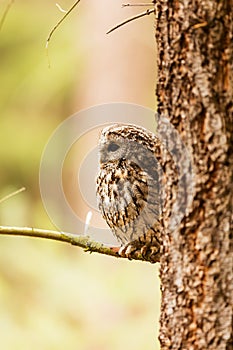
xmin=0 ymin=0 xmax=160 ymax=349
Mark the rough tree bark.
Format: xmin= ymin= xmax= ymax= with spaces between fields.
xmin=155 ymin=0 xmax=233 ymax=349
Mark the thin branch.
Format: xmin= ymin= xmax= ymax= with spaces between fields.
xmin=0 ymin=0 xmax=15 ymax=32
xmin=122 ymin=3 xmax=153 ymax=7
xmin=106 ymin=8 xmax=154 ymax=35
xmin=0 ymin=225 xmax=147 ymax=262
xmin=0 ymin=187 xmax=26 ymax=204
xmin=46 ymin=0 xmax=81 ymax=46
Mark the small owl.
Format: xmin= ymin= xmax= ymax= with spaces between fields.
xmin=96 ymin=124 xmax=163 ymax=263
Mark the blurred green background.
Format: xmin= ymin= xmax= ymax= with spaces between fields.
xmin=0 ymin=1 xmax=160 ymax=349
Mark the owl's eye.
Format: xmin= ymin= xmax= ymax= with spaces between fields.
xmin=107 ymin=142 xmax=120 ymax=152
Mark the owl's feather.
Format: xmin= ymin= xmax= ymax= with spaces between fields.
xmin=96 ymin=124 xmax=163 ymax=263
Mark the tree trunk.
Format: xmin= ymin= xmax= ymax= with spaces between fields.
xmin=155 ymin=0 xmax=233 ymax=349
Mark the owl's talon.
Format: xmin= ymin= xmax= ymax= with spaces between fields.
xmin=117 ymin=239 xmax=160 ymax=263
xmin=140 ymin=244 xmax=160 ymax=262
xmin=118 ymin=244 xmax=133 ymax=258
xmin=118 ymin=243 xmax=137 ymax=260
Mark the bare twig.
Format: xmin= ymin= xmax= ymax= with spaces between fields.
xmin=106 ymin=8 xmax=154 ymax=34
xmin=0 ymin=187 xmax=26 ymax=204
xmin=0 ymin=0 xmax=15 ymax=32
xmin=0 ymin=225 xmax=147 ymax=262
xmin=122 ymin=3 xmax=153 ymax=7
xmin=46 ymin=0 xmax=81 ymax=52
xmin=0 ymin=225 xmax=118 ymax=257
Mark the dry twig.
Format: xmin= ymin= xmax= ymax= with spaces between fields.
xmin=0 ymin=187 xmax=26 ymax=204
xmin=0 ymin=225 xmax=149 ymax=262
xmin=107 ymin=8 xmax=154 ymax=34
xmin=46 ymin=0 xmax=81 ymax=46
xmin=122 ymin=3 xmax=153 ymax=7
xmin=0 ymin=0 xmax=15 ymax=32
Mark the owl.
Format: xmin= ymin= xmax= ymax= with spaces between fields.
xmin=96 ymin=124 xmax=163 ymax=263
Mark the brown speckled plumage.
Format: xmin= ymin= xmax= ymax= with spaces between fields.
xmin=96 ymin=124 xmax=163 ymax=263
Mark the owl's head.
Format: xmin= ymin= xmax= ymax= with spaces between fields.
xmin=98 ymin=124 xmax=158 ymax=167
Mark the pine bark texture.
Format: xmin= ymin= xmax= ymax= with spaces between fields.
xmin=155 ymin=0 xmax=233 ymax=349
